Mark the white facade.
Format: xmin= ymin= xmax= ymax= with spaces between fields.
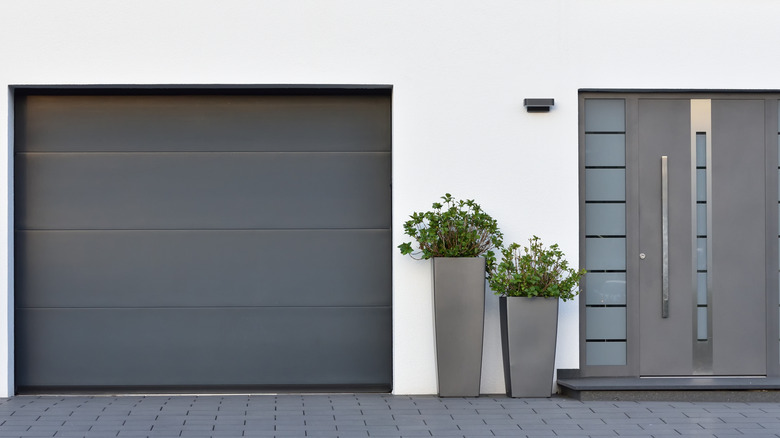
xmin=2 ymin=0 xmax=780 ymax=397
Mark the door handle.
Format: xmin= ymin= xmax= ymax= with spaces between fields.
xmin=661 ymin=156 xmax=669 ymax=318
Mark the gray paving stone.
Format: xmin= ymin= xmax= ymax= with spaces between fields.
xmin=387 ymin=410 xmax=422 ymax=417
xmin=490 ymin=430 xmax=524 ymax=437
xmin=0 ymin=395 xmax=776 ymax=438
xmin=387 ymin=419 xmax=425 ymax=426
xmin=242 ymin=431 xmax=284 ymax=437
xmin=576 ymin=429 xmax=618 ymax=436
xmin=337 ymin=425 xmax=375 ymax=432
xmin=363 ymin=419 xmax=400 ymax=427
xmin=663 ymin=416 xmax=725 ymax=423
xmin=716 ymin=435 xmax=779 ymax=438
xmin=546 ymin=417 xmax=608 ymax=425
xmin=396 ymin=424 xmax=441 ymax=431
xmin=179 ymin=425 xmax=215 ymax=432
xmin=329 ymin=432 xmax=369 ymax=438
xmin=507 ymin=413 xmax=545 ymax=422
xmin=393 ymin=430 xmax=430 ymax=436
xmin=520 ymin=423 xmax=581 ymax=431
xmin=735 ymin=429 xmax=777 ymax=435
xmin=706 ymin=420 xmax=765 ymax=428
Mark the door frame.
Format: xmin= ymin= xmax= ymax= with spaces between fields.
xmin=578 ymin=90 xmax=780 ymax=378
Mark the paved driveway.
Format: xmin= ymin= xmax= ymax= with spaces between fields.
xmin=0 ymin=394 xmax=779 ymax=437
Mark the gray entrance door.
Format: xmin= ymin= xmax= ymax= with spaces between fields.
xmin=637 ymin=98 xmax=767 ymax=376
xmin=14 ymin=90 xmax=392 ymax=391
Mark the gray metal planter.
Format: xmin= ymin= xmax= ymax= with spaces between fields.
xmin=499 ymin=296 xmax=559 ymax=397
xmin=432 ymin=257 xmax=486 ymax=397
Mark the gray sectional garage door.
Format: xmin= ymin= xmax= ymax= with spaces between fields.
xmin=14 ymin=89 xmax=392 ymax=392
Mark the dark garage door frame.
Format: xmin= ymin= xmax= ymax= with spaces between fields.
xmin=11 ymin=85 xmax=393 ymax=394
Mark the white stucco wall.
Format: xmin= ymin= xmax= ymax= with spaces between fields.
xmin=2 ymin=0 xmax=780 ymax=397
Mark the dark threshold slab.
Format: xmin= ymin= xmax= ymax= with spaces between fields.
xmin=557 ymin=375 xmax=780 ymax=401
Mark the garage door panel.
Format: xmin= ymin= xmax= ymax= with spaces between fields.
xmin=18 ymin=95 xmax=391 ymax=153
xmin=16 ymin=152 xmax=391 ymax=230
xmin=16 ymin=229 xmax=391 ymax=308
xmin=16 ymin=307 xmax=392 ymax=387
xmin=15 ymin=91 xmax=392 ymax=391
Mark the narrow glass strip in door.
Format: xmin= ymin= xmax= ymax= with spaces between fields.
xmin=696 ymin=132 xmax=708 ymax=341
xmin=690 ymin=99 xmax=712 ymax=374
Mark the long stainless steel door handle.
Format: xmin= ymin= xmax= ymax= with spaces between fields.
xmin=661 ymin=155 xmax=669 ymax=318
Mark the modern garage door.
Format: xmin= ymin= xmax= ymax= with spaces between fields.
xmin=14 ymin=89 xmax=392 ymax=392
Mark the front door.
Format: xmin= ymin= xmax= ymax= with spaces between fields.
xmin=638 ymin=98 xmax=768 ymax=376
xmin=581 ymin=93 xmax=778 ymax=378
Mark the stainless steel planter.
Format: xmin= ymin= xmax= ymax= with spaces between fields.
xmin=432 ymin=257 xmax=486 ymax=397
xmin=499 ymin=296 xmax=559 ymax=397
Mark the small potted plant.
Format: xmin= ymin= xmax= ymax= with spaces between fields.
xmin=399 ymin=193 xmax=502 ymax=397
xmin=489 ymin=236 xmax=585 ymax=397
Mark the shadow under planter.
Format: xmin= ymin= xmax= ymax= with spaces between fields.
xmin=500 ymin=296 xmax=558 ymax=397
xmin=432 ymin=257 xmax=486 ymax=397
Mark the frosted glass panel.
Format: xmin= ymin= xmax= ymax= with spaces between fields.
xmin=697 ymin=272 xmax=707 ymax=305
xmin=585 ymin=169 xmax=626 ymax=201
xmin=697 ymin=204 xmax=707 ymax=236
xmin=586 ymin=307 xmax=626 ymax=340
xmin=585 ymin=204 xmax=625 ymax=236
xmin=697 ymin=169 xmax=707 ymax=202
xmin=697 ymin=307 xmax=708 ymax=341
xmin=584 ymin=99 xmax=625 ymax=132
xmin=697 ymin=238 xmax=707 ymax=271
xmin=585 ymin=237 xmax=626 ymax=271
xmin=585 ymin=273 xmax=626 ymax=305
xmin=696 ymin=133 xmax=707 ymax=168
xmin=585 ymin=134 xmax=626 ymax=167
xmin=586 ymin=342 xmax=626 ymax=366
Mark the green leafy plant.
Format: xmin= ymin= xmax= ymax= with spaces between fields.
xmin=398 ymin=193 xmax=503 ymax=271
xmin=489 ymin=236 xmax=585 ymax=301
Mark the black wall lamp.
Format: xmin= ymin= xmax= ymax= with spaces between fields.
xmin=524 ymin=98 xmax=554 ymax=113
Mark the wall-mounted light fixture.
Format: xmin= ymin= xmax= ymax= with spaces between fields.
xmin=524 ymin=98 xmax=554 ymax=113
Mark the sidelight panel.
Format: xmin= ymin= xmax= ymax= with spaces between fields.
xmin=583 ymin=98 xmax=627 ymax=366
xmin=586 ymin=308 xmax=627 ymax=339
xmin=585 ymin=134 xmax=626 ymax=167
xmin=585 ymin=238 xmax=626 ymax=271
xmin=584 ymin=273 xmax=626 ymax=305
xmin=586 ymin=342 xmax=626 ymax=366
xmin=585 ymin=204 xmax=625 ymax=236
xmin=585 ymin=99 xmax=625 ymax=132
xmin=585 ymin=169 xmax=626 ymax=202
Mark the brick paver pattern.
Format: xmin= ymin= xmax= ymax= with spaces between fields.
xmin=0 ymin=394 xmax=779 ymax=438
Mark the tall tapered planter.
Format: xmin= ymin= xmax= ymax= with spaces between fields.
xmin=432 ymin=257 xmax=486 ymax=397
xmin=500 ymin=296 xmax=558 ymax=397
